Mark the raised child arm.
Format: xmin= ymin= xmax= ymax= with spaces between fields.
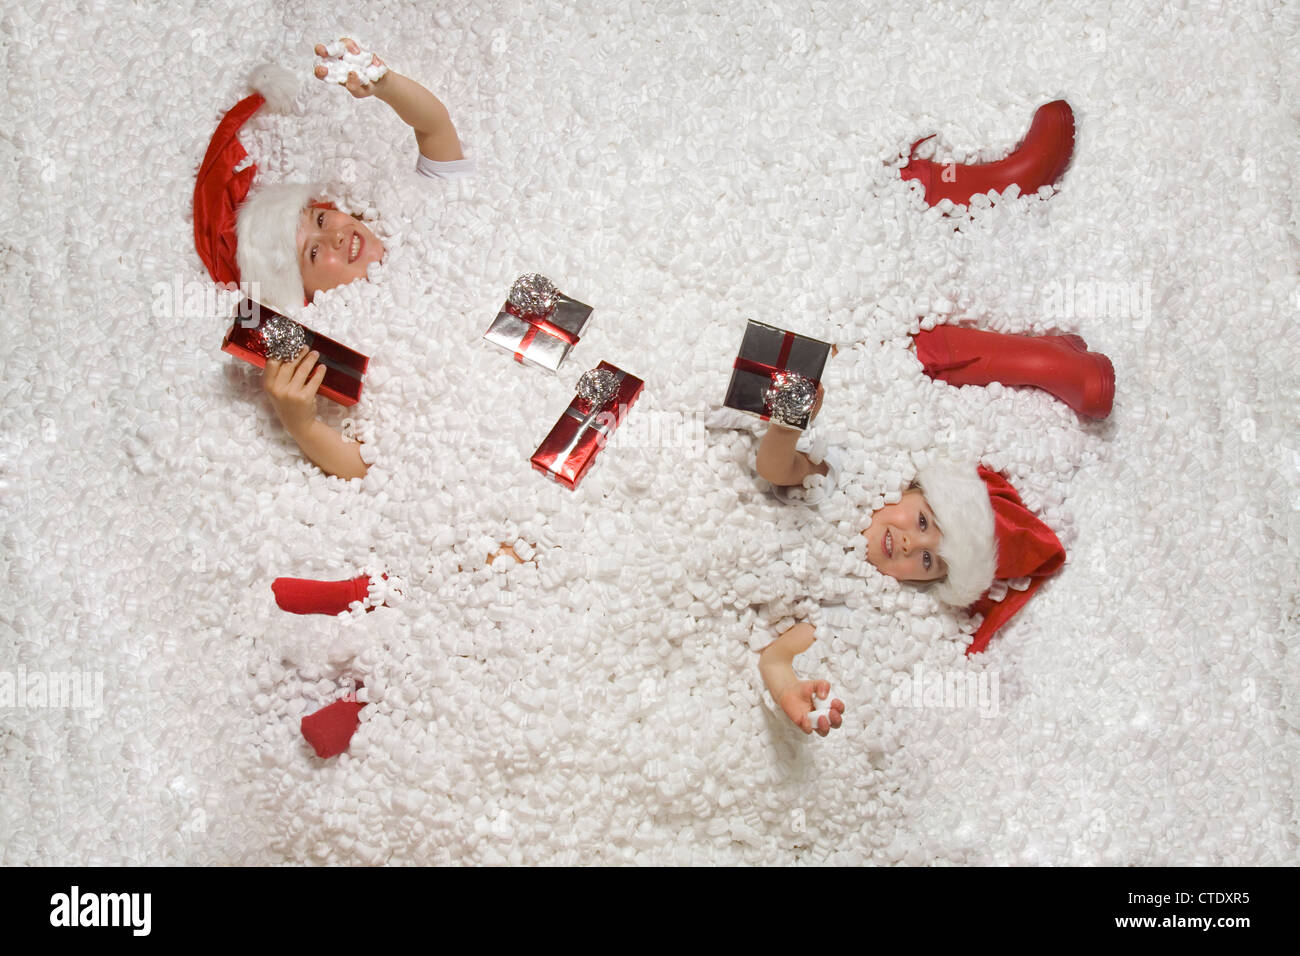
xmin=315 ymin=39 xmax=465 ymax=162
xmin=754 ymin=383 xmax=826 ymax=487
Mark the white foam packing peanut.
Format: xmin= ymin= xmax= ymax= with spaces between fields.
xmin=317 ymin=39 xmax=388 ymax=86
xmin=5 ymin=0 xmax=1295 ymax=867
xmin=807 ymin=690 xmax=841 ymax=728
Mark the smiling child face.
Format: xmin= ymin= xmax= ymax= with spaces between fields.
xmin=296 ymin=204 xmax=384 ymax=302
xmin=862 ymin=489 xmax=947 ymax=583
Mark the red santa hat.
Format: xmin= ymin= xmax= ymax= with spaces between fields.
xmin=193 ymin=64 xmax=318 ymax=316
xmin=914 ymin=460 xmax=1067 ymax=656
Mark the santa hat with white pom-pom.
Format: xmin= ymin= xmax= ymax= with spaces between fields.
xmin=193 ymin=64 xmax=319 ymax=316
xmin=914 ymin=459 xmax=1067 ymax=656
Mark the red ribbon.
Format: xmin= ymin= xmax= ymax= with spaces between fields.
xmin=506 ymin=302 xmax=579 ymax=362
xmin=732 ymin=329 xmax=797 ymax=381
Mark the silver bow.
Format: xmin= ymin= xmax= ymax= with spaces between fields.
xmin=576 ymin=367 xmax=619 ymax=409
xmin=764 ymin=371 xmax=817 ymax=426
xmin=508 ymin=273 xmax=560 ymax=316
xmin=260 ymin=315 xmax=308 ymax=362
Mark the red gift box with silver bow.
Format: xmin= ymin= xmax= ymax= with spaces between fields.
xmin=221 ymin=298 xmax=370 ymax=406
xmin=531 ymin=362 xmax=643 ymax=489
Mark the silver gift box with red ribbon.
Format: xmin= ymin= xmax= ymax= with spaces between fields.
xmin=483 ymin=274 xmax=593 ymax=372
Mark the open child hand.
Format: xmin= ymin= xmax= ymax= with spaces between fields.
xmin=778 ymin=679 xmax=845 ymax=736
xmin=264 ymin=347 xmax=326 ymax=437
xmin=314 ymin=38 xmax=387 ymax=99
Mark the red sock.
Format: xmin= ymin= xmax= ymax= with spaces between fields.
xmin=301 ymin=698 xmax=366 ymax=758
xmin=272 ymin=573 xmax=374 ymax=615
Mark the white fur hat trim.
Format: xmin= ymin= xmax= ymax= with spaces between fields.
xmin=235 ymin=182 xmax=317 ymax=316
xmin=915 ymin=460 xmax=997 ymax=608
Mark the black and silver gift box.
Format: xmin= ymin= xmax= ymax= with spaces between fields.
xmin=722 ymin=319 xmax=832 ymax=430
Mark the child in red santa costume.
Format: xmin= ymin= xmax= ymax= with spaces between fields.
xmin=195 ymin=38 xmax=472 ymax=482
xmin=194 ymin=41 xmax=513 ymax=755
xmin=755 ymin=100 xmax=1110 ymax=737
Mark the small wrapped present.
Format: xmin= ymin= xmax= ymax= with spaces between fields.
xmin=222 ymin=298 xmax=370 ymax=406
xmin=722 ymin=319 xmax=831 ymax=430
xmin=531 ymin=361 xmax=643 ymax=489
xmin=483 ymin=273 xmax=593 ymax=372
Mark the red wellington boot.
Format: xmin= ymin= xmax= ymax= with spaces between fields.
xmin=272 ymin=573 xmax=375 ymax=615
xmin=913 ymin=324 xmax=1114 ymax=418
xmin=899 ymin=100 xmax=1076 ymax=207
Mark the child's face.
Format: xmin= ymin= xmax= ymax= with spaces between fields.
xmin=862 ymin=489 xmax=947 ymax=582
xmin=296 ymin=204 xmax=384 ymax=302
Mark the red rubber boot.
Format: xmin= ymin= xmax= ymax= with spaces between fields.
xmin=913 ymin=324 xmax=1114 ymax=418
xmin=272 ymin=573 xmax=374 ymax=615
xmin=900 ymin=101 xmax=1076 ymax=207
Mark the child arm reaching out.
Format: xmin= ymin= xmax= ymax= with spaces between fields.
xmin=755 ymin=384 xmax=826 ymax=487
xmin=759 ymin=623 xmax=845 ymax=736
xmin=314 ymin=38 xmax=466 ymax=162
